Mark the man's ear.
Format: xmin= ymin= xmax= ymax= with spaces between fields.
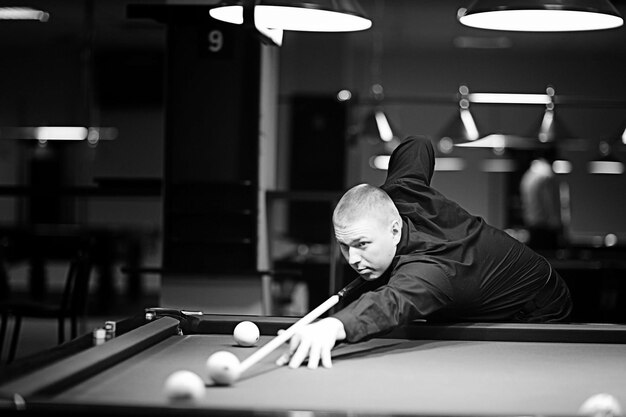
xmin=391 ymin=219 xmax=402 ymax=245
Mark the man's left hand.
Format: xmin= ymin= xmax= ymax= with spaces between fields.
xmin=275 ymin=317 xmax=346 ymax=369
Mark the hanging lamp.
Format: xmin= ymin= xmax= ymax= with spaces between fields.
xmin=360 ymin=1 xmax=399 ymax=147
xmin=361 ymin=84 xmax=400 ymax=144
xmin=458 ymin=0 xmax=623 ymax=32
xmin=588 ymin=141 xmax=624 ymax=174
xmin=438 ymin=86 xmax=480 ymax=154
xmin=587 ymin=124 xmax=626 ymax=174
xmin=209 ymin=0 xmax=372 ymax=32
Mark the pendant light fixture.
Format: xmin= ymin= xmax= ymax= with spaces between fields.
xmin=458 ymin=0 xmax=623 ymax=32
xmin=588 ymin=140 xmax=624 ymax=174
xmin=455 ymin=87 xmax=572 ymax=151
xmin=209 ymin=0 xmax=372 ymax=32
xmin=361 ymin=1 xmax=400 ymax=147
xmin=438 ymin=85 xmax=480 ymax=154
xmin=527 ymin=87 xmax=576 ymax=150
xmin=588 ymin=124 xmax=626 ymax=175
xmin=361 ymin=85 xmax=399 ymax=144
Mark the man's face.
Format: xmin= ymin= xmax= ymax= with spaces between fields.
xmin=334 ymin=216 xmax=400 ymax=281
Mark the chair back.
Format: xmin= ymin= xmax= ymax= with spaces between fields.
xmin=59 ymin=252 xmax=93 ymax=318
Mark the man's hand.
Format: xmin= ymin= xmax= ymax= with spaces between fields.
xmin=275 ymin=317 xmax=346 ymax=369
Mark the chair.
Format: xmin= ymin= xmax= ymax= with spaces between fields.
xmin=0 ymin=251 xmax=93 ymax=363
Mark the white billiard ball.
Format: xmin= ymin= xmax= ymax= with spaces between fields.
xmin=163 ymin=370 xmax=205 ymax=401
xmin=233 ymin=321 xmax=260 ymax=347
xmin=206 ymin=351 xmax=241 ymax=386
xmin=579 ymin=393 xmax=623 ymax=417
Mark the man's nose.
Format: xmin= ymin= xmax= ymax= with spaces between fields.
xmin=348 ymin=248 xmax=361 ymax=265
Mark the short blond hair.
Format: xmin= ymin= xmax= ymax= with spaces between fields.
xmin=333 ymin=184 xmax=400 ymax=227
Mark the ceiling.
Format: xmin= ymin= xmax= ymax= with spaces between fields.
xmin=0 ymin=0 xmax=625 ymax=54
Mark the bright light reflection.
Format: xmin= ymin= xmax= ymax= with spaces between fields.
xmin=374 ymin=111 xmax=394 ymax=142
xmin=538 ymin=110 xmax=554 ymax=142
xmin=460 ymin=109 xmax=479 ymax=140
xmin=588 ymin=161 xmax=624 ymax=174
xmin=552 ymin=160 xmax=572 ymax=174
xmin=481 ymin=159 xmax=516 ymax=172
xmin=438 ymin=137 xmax=454 ymax=154
xmin=605 ymin=233 xmax=618 ymax=247
xmin=0 ymin=7 xmax=49 ymax=21
xmin=337 ymin=90 xmax=352 ymax=101
xmin=369 ymin=155 xmax=390 ymax=170
xmin=256 ymin=24 xmax=283 ymax=46
xmin=435 ymin=158 xmax=466 ymax=171
xmin=460 ymin=10 xmax=623 ymax=32
xmin=36 ymin=126 xmax=87 ymax=140
xmin=469 ymin=93 xmax=551 ymax=104
xmin=209 ymin=6 xmax=243 ymax=24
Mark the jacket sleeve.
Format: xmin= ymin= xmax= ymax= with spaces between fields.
xmin=385 ymin=136 xmax=435 ymax=187
xmin=332 ymin=263 xmax=453 ymax=342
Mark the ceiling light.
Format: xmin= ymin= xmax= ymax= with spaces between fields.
xmin=458 ymin=0 xmax=623 ymax=32
xmin=374 ymin=110 xmax=394 ymax=142
xmin=438 ymin=86 xmax=481 ymax=152
xmin=361 ymin=107 xmax=400 ymax=144
xmin=369 ymin=155 xmax=390 ymax=170
xmin=210 ymin=0 xmax=372 ymax=32
xmin=588 ymin=160 xmax=624 ymax=174
xmin=552 ymin=160 xmax=573 ymax=174
xmin=481 ymin=158 xmax=517 ymax=172
xmin=434 ymin=158 xmax=467 ymax=172
xmin=0 ymin=126 xmax=117 ymax=141
xmin=468 ymin=93 xmax=552 ymax=105
xmin=588 ymin=141 xmax=624 ymax=174
xmin=360 ymin=84 xmax=401 ymax=145
xmin=0 ymin=7 xmax=49 ymax=21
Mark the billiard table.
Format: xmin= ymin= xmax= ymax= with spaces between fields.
xmin=1 ymin=308 xmax=626 ymax=416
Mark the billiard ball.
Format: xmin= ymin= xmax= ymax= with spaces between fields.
xmin=206 ymin=351 xmax=241 ymax=386
xmin=233 ymin=321 xmax=260 ymax=347
xmin=163 ymin=370 xmax=205 ymax=401
xmin=579 ymin=393 xmax=623 ymax=417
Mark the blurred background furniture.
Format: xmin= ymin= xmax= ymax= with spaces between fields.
xmin=0 ymin=251 xmax=93 ymax=363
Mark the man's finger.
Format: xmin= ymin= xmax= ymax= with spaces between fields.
xmin=307 ymin=343 xmax=321 ymax=369
xmin=288 ymin=332 xmax=300 ymax=352
xmin=288 ymin=338 xmax=311 ymax=369
xmin=320 ymin=344 xmax=333 ymax=369
xmin=275 ymin=351 xmax=290 ymax=366
xmin=276 ymin=330 xmax=299 ymax=366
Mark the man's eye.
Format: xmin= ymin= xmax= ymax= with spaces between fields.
xmin=358 ymin=242 xmax=369 ymax=248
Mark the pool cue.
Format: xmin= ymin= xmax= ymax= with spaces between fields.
xmin=237 ymin=277 xmax=366 ymax=375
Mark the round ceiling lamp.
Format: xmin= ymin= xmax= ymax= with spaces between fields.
xmin=458 ymin=0 xmax=624 ymax=32
xmin=209 ymin=0 xmax=372 ymax=32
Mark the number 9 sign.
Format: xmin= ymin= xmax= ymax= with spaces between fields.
xmin=201 ymin=26 xmax=233 ymax=59
xmin=208 ymin=30 xmax=223 ymax=52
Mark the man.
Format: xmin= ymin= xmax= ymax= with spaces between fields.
xmin=520 ymin=150 xmax=564 ymax=250
xmin=278 ymin=136 xmax=572 ymax=370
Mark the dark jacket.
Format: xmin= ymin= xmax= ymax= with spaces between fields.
xmin=334 ymin=136 xmax=571 ymax=342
